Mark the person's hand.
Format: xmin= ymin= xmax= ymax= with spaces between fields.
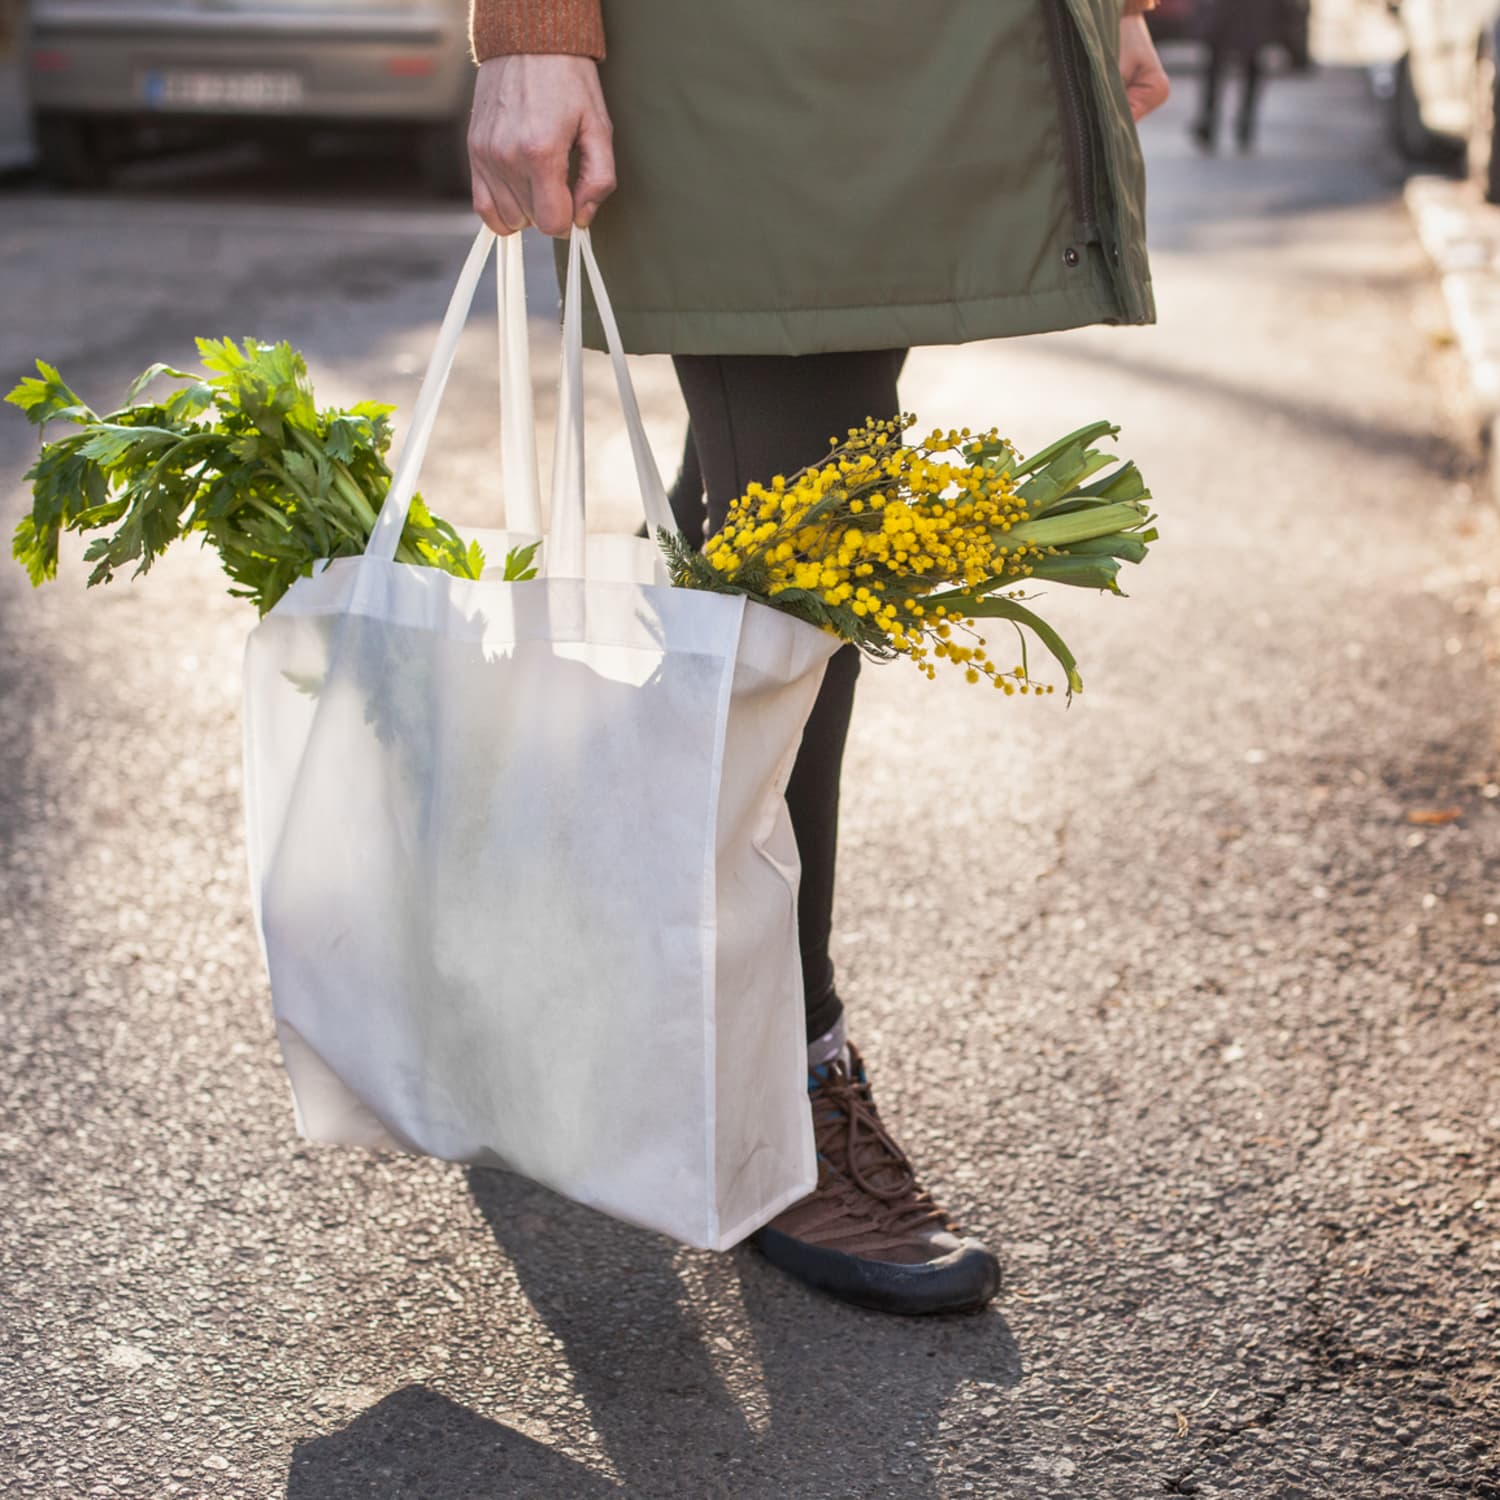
xmin=1118 ymin=15 xmax=1170 ymax=122
xmin=468 ymin=55 xmax=616 ymax=236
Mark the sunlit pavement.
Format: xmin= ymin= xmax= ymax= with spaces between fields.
xmin=1 ymin=34 xmax=1498 ymax=1500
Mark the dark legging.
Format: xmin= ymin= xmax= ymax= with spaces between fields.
xmin=672 ymin=350 xmax=907 ymax=1043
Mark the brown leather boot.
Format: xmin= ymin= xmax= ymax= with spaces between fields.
xmin=751 ymin=1044 xmax=1000 ymax=1315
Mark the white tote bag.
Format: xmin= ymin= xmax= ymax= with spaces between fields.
xmin=240 ymin=227 xmax=838 ymax=1251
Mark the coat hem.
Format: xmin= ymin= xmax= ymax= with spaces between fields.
xmin=583 ymin=278 xmax=1157 ymax=357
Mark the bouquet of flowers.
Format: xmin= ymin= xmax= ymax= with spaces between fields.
xmin=662 ymin=415 xmax=1154 ymax=696
xmin=8 ymin=344 xmax=1154 ymax=696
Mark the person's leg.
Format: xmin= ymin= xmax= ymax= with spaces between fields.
xmin=1237 ymin=46 xmax=1264 ymax=151
xmin=785 ymin=647 xmax=859 ymax=1043
xmin=672 ymin=350 xmax=904 ymax=1044
xmin=671 ymin=350 xmax=1000 ymax=1315
xmin=666 ymin=425 xmax=708 ymax=544
xmin=1193 ymin=41 xmax=1223 ymax=149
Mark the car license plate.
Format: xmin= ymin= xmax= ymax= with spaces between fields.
xmin=140 ymin=70 xmax=305 ymax=111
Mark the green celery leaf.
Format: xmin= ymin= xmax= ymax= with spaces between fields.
xmin=77 ymin=425 xmax=176 ymax=467
xmin=6 ymin=361 xmax=94 ymax=426
xmin=502 ymin=540 xmax=540 ymax=581
xmin=164 ymin=382 xmax=216 ymax=422
xmin=11 ymin=514 xmax=57 ymax=587
xmin=126 ymin=362 xmax=197 ymax=403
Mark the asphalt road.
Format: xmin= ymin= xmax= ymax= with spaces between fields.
xmin=2 ymin=47 xmax=1498 ymax=1500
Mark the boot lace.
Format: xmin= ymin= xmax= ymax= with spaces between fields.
xmin=810 ymin=1059 xmax=954 ymax=1237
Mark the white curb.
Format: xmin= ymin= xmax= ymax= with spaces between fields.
xmin=1407 ymin=175 xmax=1500 ymax=407
xmin=1406 ymin=174 xmax=1500 ymax=498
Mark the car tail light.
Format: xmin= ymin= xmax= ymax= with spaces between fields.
xmin=385 ymin=56 xmax=436 ymax=77
xmin=31 ymin=50 xmax=71 ymax=71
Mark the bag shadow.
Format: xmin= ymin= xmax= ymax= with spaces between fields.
xmin=458 ymin=1165 xmax=1023 ymax=1496
xmin=284 ymin=1382 xmax=627 ymax=1498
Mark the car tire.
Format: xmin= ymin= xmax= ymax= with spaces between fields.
xmin=1471 ymin=33 xmax=1500 ymax=204
xmin=33 ymin=112 xmax=110 ymax=189
xmin=419 ymin=114 xmax=472 ymax=200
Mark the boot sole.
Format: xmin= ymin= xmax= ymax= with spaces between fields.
xmin=752 ymin=1228 xmax=1001 ymax=1316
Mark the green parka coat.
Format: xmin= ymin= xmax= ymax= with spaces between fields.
xmin=581 ymin=0 xmax=1154 ymax=356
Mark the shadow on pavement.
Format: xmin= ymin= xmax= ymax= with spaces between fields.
xmin=1075 ymin=334 xmax=1456 ymax=474
xmin=282 ymin=1166 xmax=1022 ymax=1497
xmin=286 ymin=1384 xmax=627 ymax=1498
xmin=480 ymin=1167 xmax=1015 ymax=1494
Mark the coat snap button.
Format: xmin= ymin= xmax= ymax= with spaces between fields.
xmin=1109 ymin=243 xmax=1122 ymax=266
xmin=1062 ymin=247 xmax=1081 ymax=268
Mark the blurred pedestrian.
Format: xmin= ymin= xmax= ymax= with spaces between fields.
xmin=465 ymin=0 xmax=1168 ymax=1317
xmin=1192 ymin=0 xmax=1286 ymax=152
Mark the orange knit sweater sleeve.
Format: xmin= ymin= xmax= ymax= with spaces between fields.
xmin=467 ymin=2 xmax=1153 ymax=66
xmin=469 ymin=0 xmax=605 ymax=62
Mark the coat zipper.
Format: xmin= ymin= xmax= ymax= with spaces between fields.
xmin=1042 ymin=0 xmax=1101 ymax=243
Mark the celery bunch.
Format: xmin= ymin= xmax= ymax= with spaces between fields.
xmin=8 ymin=339 xmax=489 ymax=615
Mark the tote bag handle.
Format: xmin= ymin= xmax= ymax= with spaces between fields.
xmin=367 ymin=226 xmax=673 ymax=575
xmin=546 ymin=227 xmax=675 ymax=576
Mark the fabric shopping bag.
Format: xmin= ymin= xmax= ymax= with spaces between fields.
xmin=240 ymin=227 xmax=838 ymax=1251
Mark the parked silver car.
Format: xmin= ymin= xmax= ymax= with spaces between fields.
xmin=1391 ymin=0 xmax=1500 ymax=200
xmin=23 ymin=0 xmax=474 ymax=190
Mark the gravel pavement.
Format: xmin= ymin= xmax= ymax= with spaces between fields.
xmin=1 ymin=47 xmax=1498 ymax=1500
